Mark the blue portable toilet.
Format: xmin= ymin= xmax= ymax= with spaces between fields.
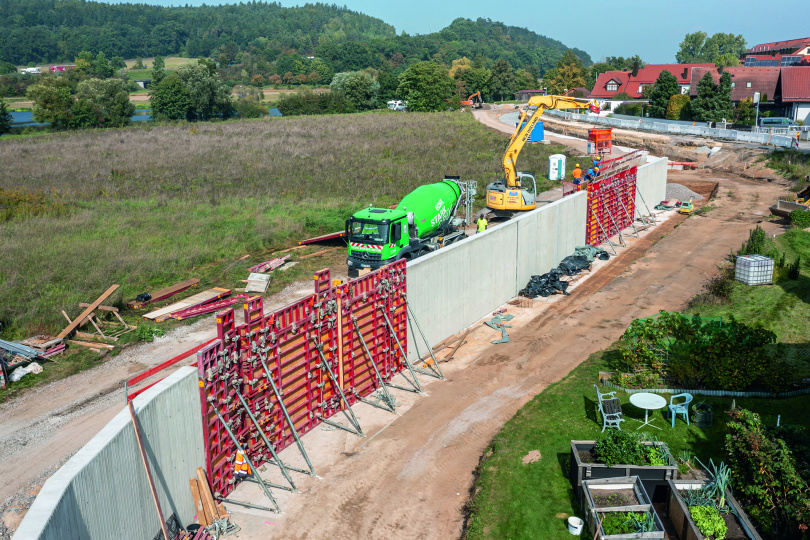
xmin=517 ymin=121 xmax=544 ymax=142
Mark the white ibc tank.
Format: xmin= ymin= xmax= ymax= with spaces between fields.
xmin=549 ymin=154 xmax=566 ymax=181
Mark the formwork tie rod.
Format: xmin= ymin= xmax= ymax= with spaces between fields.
xmin=406 ymin=301 xmax=445 ymax=380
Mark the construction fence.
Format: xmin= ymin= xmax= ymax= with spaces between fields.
xmin=14 ymin=155 xmax=668 ymax=539
xmin=544 ymin=109 xmax=797 ymax=148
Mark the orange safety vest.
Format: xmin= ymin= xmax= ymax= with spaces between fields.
xmin=234 ymin=451 xmax=251 ymax=475
xmin=572 ymin=167 xmax=583 ymax=179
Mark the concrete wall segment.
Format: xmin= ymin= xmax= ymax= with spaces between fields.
xmin=13 ymin=366 xmax=204 ymax=540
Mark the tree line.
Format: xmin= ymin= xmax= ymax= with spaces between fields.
xmin=0 ymin=1 xmax=590 ymax=79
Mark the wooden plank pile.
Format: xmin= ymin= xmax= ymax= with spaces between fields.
xmin=127 ymin=278 xmax=200 ymax=309
xmin=143 ymin=288 xmax=233 ymax=322
xmin=189 ymin=467 xmax=230 ymax=529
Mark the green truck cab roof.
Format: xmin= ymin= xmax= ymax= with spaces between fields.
xmin=351 ymin=208 xmax=408 ymax=221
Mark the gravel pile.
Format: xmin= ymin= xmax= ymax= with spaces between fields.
xmin=666 ymin=183 xmax=704 ymax=201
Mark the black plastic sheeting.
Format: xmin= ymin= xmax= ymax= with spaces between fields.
xmin=519 ymin=249 xmax=609 ymax=298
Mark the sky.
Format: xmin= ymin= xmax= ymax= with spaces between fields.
xmin=122 ymin=0 xmax=806 ymax=64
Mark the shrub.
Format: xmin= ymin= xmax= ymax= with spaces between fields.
xmin=594 ymin=430 xmax=653 ymax=467
xmin=791 ymin=209 xmax=810 ymax=229
xmin=726 ymin=408 xmax=810 ymax=538
xmin=788 ymin=255 xmax=801 ymax=279
xmin=137 ymin=325 xmax=164 ymax=342
xmin=666 ymin=94 xmax=691 ymax=120
xmin=738 ymin=225 xmax=769 ymax=255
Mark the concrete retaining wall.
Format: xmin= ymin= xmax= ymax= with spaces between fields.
xmin=406 ymin=192 xmax=587 ymax=356
xmin=635 ymin=156 xmax=668 ymax=215
xmin=13 ymin=366 xmax=204 ymax=540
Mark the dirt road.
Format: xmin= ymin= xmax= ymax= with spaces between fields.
xmin=222 ymin=169 xmax=788 ymax=539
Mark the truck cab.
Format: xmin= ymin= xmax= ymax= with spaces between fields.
xmin=346 ymin=209 xmax=410 ymax=277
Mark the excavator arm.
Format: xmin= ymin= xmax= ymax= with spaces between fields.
xmin=502 ymin=95 xmax=597 ymax=188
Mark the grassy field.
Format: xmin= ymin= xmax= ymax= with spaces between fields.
xmin=124 ymin=56 xmax=194 ymax=70
xmin=463 ymin=345 xmax=810 ymax=539
xmin=0 ymin=111 xmax=572 ymax=341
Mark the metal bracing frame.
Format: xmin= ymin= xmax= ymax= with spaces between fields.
xmin=615 ymin=187 xmax=641 ymax=238
xmin=601 ymin=200 xmax=627 ymax=247
xmin=232 ymin=384 xmax=298 ymax=492
xmin=212 ymin=408 xmax=280 ymax=513
xmin=256 ymin=353 xmax=317 ymax=477
xmin=405 ymin=302 xmax=445 ymax=380
xmin=309 ymin=337 xmax=364 ymax=437
xmin=350 ymin=317 xmax=397 ymax=413
xmin=594 ymin=215 xmax=618 ymax=255
xmin=378 ymin=305 xmax=423 ymax=393
xmin=635 ymin=188 xmax=658 ymax=227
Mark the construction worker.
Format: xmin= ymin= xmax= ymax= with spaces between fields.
xmin=234 ymin=450 xmax=251 ymax=478
xmin=584 ymin=166 xmax=596 ymax=182
xmin=592 ymin=154 xmax=603 ymax=169
xmin=476 ymin=215 xmax=488 ymax=234
xmin=795 ymin=131 xmax=801 ymax=150
xmin=572 ymin=163 xmax=583 ymax=183
xmin=594 ymin=166 xmax=601 ymax=177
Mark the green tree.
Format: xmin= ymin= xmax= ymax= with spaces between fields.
xmin=454 ymin=67 xmax=489 ymax=100
xmin=714 ymin=53 xmax=740 ymax=68
xmin=176 ymin=60 xmax=234 ymax=120
xmin=26 ymin=77 xmax=75 ymax=128
xmin=714 ymin=71 xmax=733 ymax=122
xmin=377 ymin=70 xmax=399 ymax=102
xmin=0 ymin=99 xmax=12 ymax=135
xmin=234 ymin=85 xmax=268 ymax=118
xmin=647 ymin=70 xmax=679 ymax=118
xmin=396 ymin=61 xmax=453 ymax=112
xmin=677 ymin=32 xmax=746 ymax=63
xmin=487 ymin=59 xmax=516 ymax=101
xmin=514 ymin=69 xmax=536 ymax=91
xmin=93 ymin=52 xmax=114 ymax=79
xmin=330 ymin=71 xmax=379 ymax=111
xmin=152 ymin=54 xmax=166 ymax=85
xmin=110 ymin=56 xmax=127 ymax=71
xmin=149 ymin=73 xmax=191 ymax=121
xmin=665 ymin=94 xmax=691 ymax=120
xmin=133 ymin=58 xmax=145 ymax=70
xmin=546 ymin=51 xmax=586 ymax=94
xmin=76 ymin=78 xmax=135 ymax=127
xmin=733 ymin=97 xmax=755 ymax=125
xmin=690 ymin=72 xmax=716 ymax=122
xmin=0 ymin=62 xmax=17 ymax=75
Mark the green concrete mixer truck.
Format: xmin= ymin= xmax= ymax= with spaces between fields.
xmin=346 ymin=177 xmax=475 ymax=277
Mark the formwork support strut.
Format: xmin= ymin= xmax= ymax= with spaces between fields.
xmin=351 ymin=317 xmax=397 ymax=413
xmin=309 ymin=337 xmax=364 ymax=437
xmin=257 ymin=352 xmax=317 ymax=477
xmin=232 ymin=383 xmax=298 ymax=492
xmin=614 ymin=188 xmax=641 ymax=238
xmin=377 ymin=305 xmax=423 ymax=393
xmin=212 ymin=407 xmax=280 ymax=513
xmin=406 ymin=301 xmax=445 ymax=380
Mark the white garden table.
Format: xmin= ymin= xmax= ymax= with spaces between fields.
xmin=628 ymin=392 xmax=667 ymax=430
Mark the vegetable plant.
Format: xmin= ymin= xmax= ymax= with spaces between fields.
xmin=689 ymin=505 xmax=728 ymax=540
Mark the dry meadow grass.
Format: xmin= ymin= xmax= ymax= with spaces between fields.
xmin=0 ymin=111 xmax=571 ymax=336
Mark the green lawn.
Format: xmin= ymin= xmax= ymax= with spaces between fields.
xmin=463 ymin=344 xmax=810 ymax=539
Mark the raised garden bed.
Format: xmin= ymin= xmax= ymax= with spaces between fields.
xmin=581 ymin=476 xmax=662 ymax=538
xmin=666 ymin=479 xmax=762 ymax=540
xmin=590 ymin=507 xmax=666 ymax=539
xmin=570 ymin=440 xmax=678 ymax=503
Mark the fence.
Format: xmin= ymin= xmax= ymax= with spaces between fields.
xmin=544 ymin=109 xmax=796 ymax=147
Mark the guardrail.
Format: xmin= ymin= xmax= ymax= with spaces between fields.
xmin=543 ymin=109 xmax=796 ymax=147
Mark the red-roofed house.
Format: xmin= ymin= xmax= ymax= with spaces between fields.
xmin=591 ymin=63 xmax=715 ymax=99
xmin=743 ymin=37 xmax=810 ymax=67
xmin=689 ymin=66 xmax=781 ymax=102
xmin=781 ymin=67 xmax=810 ymax=123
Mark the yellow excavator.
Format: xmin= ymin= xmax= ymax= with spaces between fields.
xmin=486 ymin=95 xmax=599 ymax=216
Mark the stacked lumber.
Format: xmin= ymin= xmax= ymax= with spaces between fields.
xmin=127 ymin=279 xmax=200 ymax=309
xmin=143 ymin=288 xmax=232 ymax=322
xmin=190 ymin=468 xmax=228 ymax=528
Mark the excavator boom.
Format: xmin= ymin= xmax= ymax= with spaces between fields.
xmin=502 ymin=95 xmax=597 ymax=188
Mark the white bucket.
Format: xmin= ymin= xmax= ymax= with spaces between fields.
xmin=567 ymin=516 xmax=584 ymax=535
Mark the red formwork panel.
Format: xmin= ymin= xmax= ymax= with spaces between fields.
xmin=586 ymin=166 xmax=638 ymax=246
xmin=198 ymin=261 xmax=409 ymax=500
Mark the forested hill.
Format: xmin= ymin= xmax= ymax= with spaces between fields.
xmin=0 ymin=0 xmax=590 ymax=74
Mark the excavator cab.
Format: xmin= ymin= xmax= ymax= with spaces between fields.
xmin=485 ymin=172 xmax=537 ymax=216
